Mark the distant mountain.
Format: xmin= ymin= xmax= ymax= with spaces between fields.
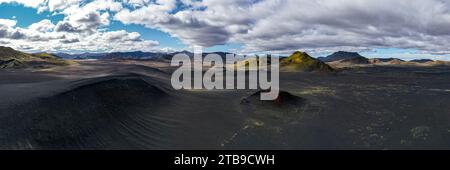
xmin=338 ymin=56 xmax=370 ymax=64
xmin=369 ymin=58 xmax=405 ymax=65
xmin=205 ymin=52 xmax=233 ymax=59
xmin=0 ymin=46 xmax=74 ymax=69
xmin=54 ymin=52 xmax=153 ymax=60
xmin=370 ymin=58 xmax=405 ymax=63
xmin=53 ymin=50 xmax=239 ymax=61
xmin=102 ymin=51 xmax=162 ymax=60
xmin=54 ymin=51 xmax=230 ymax=60
xmin=53 ymin=52 xmax=107 ymax=59
xmin=170 ymin=51 xmax=234 ymax=59
xmin=55 ymin=51 xmax=163 ymax=60
xmin=281 ymin=51 xmax=334 ymax=72
xmin=320 ymin=51 xmax=369 ymax=64
xmin=410 ymin=59 xmax=434 ymax=63
xmin=169 ymin=50 xmax=194 ymax=57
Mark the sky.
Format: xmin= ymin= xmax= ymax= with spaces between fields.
xmin=1 ymin=0 xmax=450 ymax=60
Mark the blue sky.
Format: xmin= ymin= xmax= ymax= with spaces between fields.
xmin=0 ymin=5 xmax=61 ymax=27
xmin=0 ymin=0 xmax=450 ymax=60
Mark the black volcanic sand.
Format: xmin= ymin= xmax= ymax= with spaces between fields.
xmin=0 ymin=61 xmax=450 ymax=150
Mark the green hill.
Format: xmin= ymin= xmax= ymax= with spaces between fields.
xmin=32 ymin=52 xmax=61 ymax=60
xmin=0 ymin=46 xmax=74 ymax=69
xmin=281 ymin=51 xmax=334 ymax=72
xmin=32 ymin=52 xmax=75 ymax=66
xmin=0 ymin=46 xmax=35 ymax=61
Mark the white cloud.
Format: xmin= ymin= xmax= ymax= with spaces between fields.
xmin=0 ymin=18 xmax=26 ymax=40
xmin=28 ymin=19 xmax=55 ymax=32
xmin=1 ymin=29 xmax=159 ymax=53
xmin=124 ymin=0 xmax=150 ymax=7
xmin=103 ymin=30 xmax=141 ymax=42
xmin=48 ymin=0 xmax=83 ymax=12
xmin=1 ymin=18 xmax=159 ymax=53
xmin=81 ymin=0 xmax=123 ymax=12
xmin=57 ymin=11 xmax=110 ymax=33
xmin=0 ymin=1 xmax=161 ymax=53
xmin=51 ymin=0 xmax=125 ymax=34
xmin=0 ymin=18 xmax=17 ymax=27
xmin=0 ymin=0 xmax=45 ymax=8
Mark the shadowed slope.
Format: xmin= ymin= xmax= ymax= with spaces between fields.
xmin=0 ymin=59 xmax=27 ymax=69
xmin=0 ymin=74 xmax=174 ymax=149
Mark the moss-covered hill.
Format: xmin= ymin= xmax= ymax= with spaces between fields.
xmin=0 ymin=46 xmax=74 ymax=69
xmin=281 ymin=51 xmax=334 ymax=72
xmin=0 ymin=46 xmax=33 ymax=61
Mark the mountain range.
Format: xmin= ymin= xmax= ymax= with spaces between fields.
xmin=1 ymin=46 xmax=448 ymax=70
xmin=318 ymin=51 xmax=366 ymax=62
xmin=53 ymin=49 xmax=442 ymax=65
xmin=52 ymin=50 xmax=234 ymax=61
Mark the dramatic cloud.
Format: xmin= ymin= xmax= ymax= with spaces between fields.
xmin=115 ymin=0 xmax=237 ymax=46
xmin=2 ymin=0 xmax=450 ymax=56
xmin=113 ymin=0 xmax=450 ymax=54
xmin=55 ymin=11 xmax=110 ymax=33
xmin=53 ymin=0 xmax=123 ymax=33
xmin=234 ymin=0 xmax=450 ymax=53
xmin=0 ymin=18 xmax=26 ymax=39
